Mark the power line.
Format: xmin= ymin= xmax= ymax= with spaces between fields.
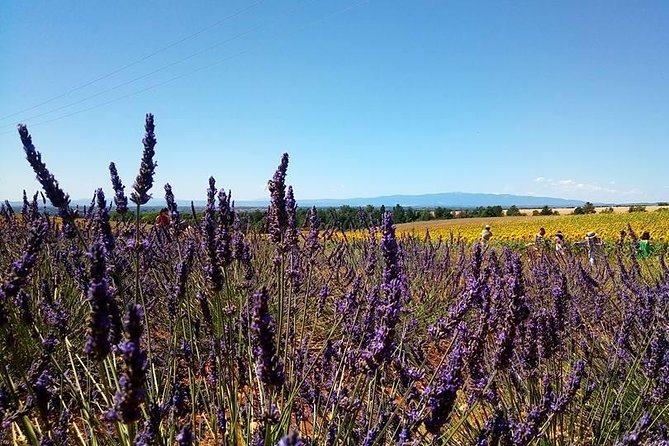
xmin=0 ymin=0 xmax=263 ymax=122
xmin=1 ymin=0 xmax=370 ymax=136
xmin=0 ymin=0 xmax=313 ymax=130
xmin=0 ymin=49 xmax=251 ymax=135
xmin=0 ymin=22 xmax=272 ymax=130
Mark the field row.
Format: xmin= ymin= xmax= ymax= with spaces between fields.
xmin=393 ymin=211 xmax=669 ymax=243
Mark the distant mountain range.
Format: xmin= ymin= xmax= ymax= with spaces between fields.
xmin=259 ymin=192 xmax=587 ymax=209
xmin=20 ymin=192 xmax=586 ymax=210
xmin=6 ymin=192 xmax=584 ymax=210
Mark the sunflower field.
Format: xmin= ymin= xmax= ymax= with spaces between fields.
xmin=394 ymin=212 xmax=669 ymax=246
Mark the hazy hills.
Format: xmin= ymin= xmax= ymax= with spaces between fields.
xmin=7 ymin=192 xmax=587 ymax=210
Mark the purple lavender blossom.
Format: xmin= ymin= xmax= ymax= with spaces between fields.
xmin=552 ymin=360 xmax=585 ymax=413
xmin=198 ymin=291 xmax=214 ymax=336
xmin=164 ymin=183 xmax=180 ymax=227
xmin=203 ymin=177 xmax=224 ymax=292
xmin=477 ymin=410 xmax=511 ymax=445
xmin=130 ymin=114 xmax=157 ymax=206
xmin=168 ymin=242 xmax=195 ymax=319
xmin=109 ymin=162 xmax=128 ymax=214
xmin=13 ymin=290 xmax=33 ymax=324
xmin=133 ymin=403 xmax=163 ymax=446
xmin=423 ymin=343 xmax=465 ymax=436
xmin=171 ymin=382 xmax=190 ymax=417
xmin=18 ymin=125 xmax=72 ymax=218
xmin=175 ymin=425 xmax=193 ymax=446
xmin=28 ymin=191 xmax=40 ymax=222
xmin=250 ymin=288 xmax=284 ymax=387
xmin=511 ymin=379 xmax=555 ymax=445
xmin=3 ymin=200 xmax=15 ymax=217
xmin=217 ymin=406 xmax=227 ymax=436
xmin=83 ymin=238 xmax=113 ymax=361
xmin=285 ymin=185 xmax=298 ymax=250
xmin=618 ymin=412 xmax=652 ymax=445
xmin=232 ymin=221 xmax=254 ymax=287
xmin=94 ymin=188 xmax=115 ymax=251
xmin=363 ymin=212 xmax=407 ymax=369
xmin=380 ymin=211 xmax=401 ymax=287
xmin=0 ymin=202 xmax=13 ymax=223
xmin=267 ymin=153 xmax=289 ymax=245
xmin=218 ymin=188 xmax=234 ymax=227
xmin=0 ymin=218 xmax=49 ymax=303
xmin=109 ymin=304 xmax=147 ymax=423
xmin=277 ymin=432 xmax=305 ymax=446
xmin=21 ymin=190 xmax=29 ymax=218
xmin=217 ymin=188 xmax=233 ymax=268
xmin=31 ymin=368 xmax=54 ymax=423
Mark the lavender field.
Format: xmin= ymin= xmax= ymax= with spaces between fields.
xmin=2 ymin=115 xmax=669 ymax=445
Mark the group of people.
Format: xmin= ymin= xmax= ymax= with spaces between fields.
xmin=481 ymin=224 xmax=654 ymax=265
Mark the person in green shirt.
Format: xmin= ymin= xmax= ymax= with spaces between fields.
xmin=638 ymin=231 xmax=652 ymax=259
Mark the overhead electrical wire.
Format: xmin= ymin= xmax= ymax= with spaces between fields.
xmin=0 ymin=0 xmax=316 ymax=130
xmin=0 ymin=18 xmax=281 ymax=130
xmin=0 ymin=0 xmax=370 ymax=136
xmin=0 ymin=0 xmax=263 ymax=122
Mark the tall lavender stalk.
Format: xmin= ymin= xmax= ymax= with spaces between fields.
xmin=0 ymin=218 xmax=49 ymax=304
xmin=94 ymin=188 xmax=114 ymax=252
xmin=363 ymin=212 xmax=406 ymax=369
xmin=285 ymin=185 xmax=298 ymax=250
xmin=267 ymin=153 xmax=289 ymax=247
xmin=130 ymin=114 xmax=157 ymax=206
xmin=18 ymin=125 xmax=72 ymax=219
xmin=109 ymin=304 xmax=148 ymax=423
xmin=164 ymin=183 xmax=180 ymax=228
xmin=109 ymin=162 xmax=128 ymax=214
xmin=423 ymin=343 xmax=465 ymax=436
xmin=203 ymin=177 xmax=224 ymax=293
xmin=83 ymin=238 xmax=113 ymax=361
xmin=250 ymin=288 xmax=284 ymax=387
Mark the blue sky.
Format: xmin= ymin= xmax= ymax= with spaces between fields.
xmin=1 ymin=0 xmax=668 ymax=204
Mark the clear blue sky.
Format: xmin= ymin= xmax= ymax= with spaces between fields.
xmin=2 ymin=0 xmax=668 ymax=204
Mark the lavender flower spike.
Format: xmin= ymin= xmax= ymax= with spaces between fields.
xmin=267 ymin=153 xmax=289 ymax=244
xmin=130 ymin=114 xmax=157 ymax=205
xmin=285 ymin=185 xmax=298 ymax=249
xmin=83 ymin=238 xmax=113 ymax=361
xmin=109 ymin=304 xmax=148 ymax=423
xmin=0 ymin=218 xmax=49 ymax=302
xmin=109 ymin=162 xmax=128 ymax=214
xmin=18 ymin=124 xmax=72 ymax=217
xmin=164 ymin=183 xmax=180 ymax=226
xmin=277 ymin=432 xmax=305 ymax=446
xmin=251 ymin=288 xmax=284 ymax=387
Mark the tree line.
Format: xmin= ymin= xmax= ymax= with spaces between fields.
xmin=117 ymin=201 xmax=668 ymax=231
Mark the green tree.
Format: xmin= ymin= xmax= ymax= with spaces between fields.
xmin=582 ymin=202 xmax=596 ymax=214
xmin=538 ymin=205 xmax=554 ymax=216
xmin=506 ymin=205 xmax=523 ymax=216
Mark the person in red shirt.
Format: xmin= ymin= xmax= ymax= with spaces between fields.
xmin=155 ymin=208 xmax=170 ymax=228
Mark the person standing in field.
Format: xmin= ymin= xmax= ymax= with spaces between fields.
xmin=481 ymin=224 xmax=493 ymax=244
xmin=155 ymin=208 xmax=170 ymax=228
xmin=535 ymin=227 xmax=547 ymax=248
xmin=577 ymin=231 xmax=602 ymax=266
xmin=554 ymin=230 xmax=565 ymax=254
xmin=638 ymin=231 xmax=652 ymax=259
